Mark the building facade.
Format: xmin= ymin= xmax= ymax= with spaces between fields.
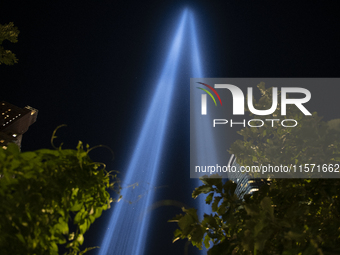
xmin=0 ymin=101 xmax=38 ymax=149
xmin=227 ymin=154 xmax=262 ymax=197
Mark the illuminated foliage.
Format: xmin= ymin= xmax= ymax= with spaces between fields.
xmin=230 ymin=82 xmax=340 ymax=173
xmin=170 ymin=84 xmax=340 ymax=254
xmin=0 ymin=129 xmax=121 ymax=255
xmin=0 ymin=22 xmax=19 ymax=65
xmin=171 ymin=175 xmax=340 ymax=255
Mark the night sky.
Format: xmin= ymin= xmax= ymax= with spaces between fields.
xmin=1 ymin=1 xmax=340 ymax=254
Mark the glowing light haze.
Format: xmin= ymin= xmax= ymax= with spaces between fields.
xmin=189 ymin=11 xmax=216 ymax=254
xmin=99 ymin=8 xmax=216 ymax=255
xmin=98 ymin=9 xmax=189 ymax=255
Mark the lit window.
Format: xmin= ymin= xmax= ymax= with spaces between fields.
xmin=249 ymin=188 xmax=259 ymax=193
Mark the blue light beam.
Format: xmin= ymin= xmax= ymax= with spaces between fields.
xmin=189 ymin=11 xmax=216 ymax=254
xmin=98 ymin=9 xmax=188 ymax=255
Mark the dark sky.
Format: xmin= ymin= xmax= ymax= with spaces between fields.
xmin=1 ymin=1 xmax=340 ymax=254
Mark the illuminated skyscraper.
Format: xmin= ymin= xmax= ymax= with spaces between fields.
xmin=227 ymin=154 xmax=262 ymax=197
xmin=0 ymin=101 xmax=38 ymax=149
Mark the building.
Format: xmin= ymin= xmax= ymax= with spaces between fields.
xmin=227 ymin=154 xmax=263 ymax=197
xmin=0 ymin=101 xmax=38 ymax=149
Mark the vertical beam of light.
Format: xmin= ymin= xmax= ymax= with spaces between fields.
xmin=189 ymin=11 xmax=216 ymax=254
xmin=98 ymin=9 xmax=188 ymax=255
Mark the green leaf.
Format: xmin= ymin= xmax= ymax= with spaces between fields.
xmin=70 ymin=202 xmax=83 ymax=212
xmin=205 ymin=193 xmax=214 ymax=204
xmin=192 ymin=185 xmax=214 ymax=198
xmin=204 ymin=234 xmax=211 ymax=249
xmin=79 ymin=219 xmax=89 ymax=234
xmin=178 ymin=215 xmax=195 ymax=236
xmin=223 ymin=180 xmax=237 ymax=195
xmin=6 ymin=143 xmax=20 ymax=155
xmin=76 ymin=234 xmax=84 ymax=245
xmin=244 ymin=204 xmax=259 ymax=216
xmin=260 ymin=197 xmax=274 ymax=219
xmin=15 ymin=233 xmax=25 ymax=244
xmin=212 ymin=196 xmax=222 ymax=212
xmin=191 ymin=225 xmax=204 ymax=245
xmin=20 ymin=151 xmax=37 ymax=160
xmin=200 ymin=176 xmax=223 ymax=191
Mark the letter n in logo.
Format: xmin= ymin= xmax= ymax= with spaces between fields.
xmin=197 ymin=82 xmax=222 ymax=115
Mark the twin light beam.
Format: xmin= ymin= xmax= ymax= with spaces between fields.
xmin=99 ymin=9 xmax=214 ymax=255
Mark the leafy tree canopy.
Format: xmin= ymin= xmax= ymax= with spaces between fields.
xmin=230 ymin=82 xmax=340 ymax=173
xmin=0 ymin=22 xmax=19 ymax=65
xmin=170 ymin=84 xmax=340 ymax=255
xmin=0 ymin=127 xmax=121 ymax=255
